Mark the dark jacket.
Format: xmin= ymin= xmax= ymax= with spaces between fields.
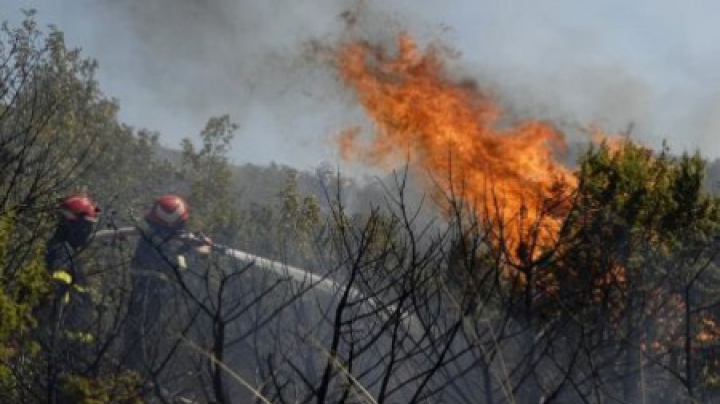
xmin=124 ymin=224 xmax=193 ymax=372
xmin=130 ymin=224 xmax=193 ymax=276
xmin=45 ymin=238 xmax=88 ymax=302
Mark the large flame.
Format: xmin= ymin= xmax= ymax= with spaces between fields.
xmin=336 ymin=34 xmax=577 ymax=264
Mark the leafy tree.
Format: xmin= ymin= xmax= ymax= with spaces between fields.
xmin=180 ymin=115 xmax=240 ymax=239
xmin=0 ymin=12 xmax=154 ymax=402
xmin=529 ymin=141 xmax=720 ymax=402
xmin=0 ymin=214 xmax=48 ymax=403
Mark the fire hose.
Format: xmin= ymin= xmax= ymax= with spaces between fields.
xmin=92 ymin=227 xmax=433 ymax=401
xmin=92 ymin=227 xmax=413 ymax=325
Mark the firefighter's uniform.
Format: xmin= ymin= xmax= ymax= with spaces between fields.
xmin=45 ymin=239 xmax=95 ymax=346
xmin=124 ymin=224 xmax=192 ymax=371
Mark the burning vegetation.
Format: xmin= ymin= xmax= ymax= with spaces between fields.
xmin=336 ymin=34 xmax=578 ymax=268
xmin=6 ymin=8 xmax=720 ymax=403
xmin=334 ymin=32 xmax=720 ymax=399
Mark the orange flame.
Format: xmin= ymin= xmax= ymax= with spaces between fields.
xmin=591 ymin=132 xmax=626 ymax=155
xmin=591 ymin=130 xmax=640 ymax=157
xmin=336 ymin=34 xmax=577 ymax=263
xmin=590 ymin=129 xmax=652 ymax=157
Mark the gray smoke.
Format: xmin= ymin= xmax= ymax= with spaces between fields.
xmin=5 ymin=0 xmax=392 ymax=169
xmin=423 ymin=0 xmax=720 ymax=158
xmin=5 ymin=0 xmax=720 ymax=169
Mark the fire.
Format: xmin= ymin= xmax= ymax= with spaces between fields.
xmin=591 ymin=132 xmax=627 ymax=155
xmin=591 ymin=129 xmax=630 ymax=156
xmin=335 ymin=34 xmax=577 ymax=264
xmin=590 ymin=129 xmax=652 ymax=157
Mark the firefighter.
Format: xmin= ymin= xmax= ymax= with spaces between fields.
xmin=124 ymin=194 xmax=210 ymax=372
xmin=45 ymin=193 xmax=100 ymax=342
xmin=42 ymin=193 xmax=100 ymax=402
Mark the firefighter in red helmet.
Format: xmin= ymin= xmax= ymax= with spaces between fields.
xmin=132 ymin=194 xmax=195 ymax=274
xmin=53 ymin=194 xmax=100 ymax=249
xmin=45 ymin=193 xmax=100 ymax=322
xmin=145 ymin=194 xmax=190 ymax=233
xmin=40 ymin=193 xmax=100 ymax=401
xmin=124 ymin=194 xmax=209 ymax=372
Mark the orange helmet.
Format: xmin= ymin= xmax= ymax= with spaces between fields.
xmin=145 ymin=194 xmax=189 ymax=229
xmin=59 ymin=194 xmax=100 ymax=223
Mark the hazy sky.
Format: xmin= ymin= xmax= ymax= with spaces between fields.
xmin=4 ymin=0 xmax=720 ymax=169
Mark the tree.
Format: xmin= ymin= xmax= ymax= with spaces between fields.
xmin=546 ymin=141 xmax=720 ymax=401
xmin=181 ymin=115 xmax=242 ymax=243
xmin=0 ymin=12 xmax=154 ymax=402
xmin=0 ymin=214 xmax=48 ymax=403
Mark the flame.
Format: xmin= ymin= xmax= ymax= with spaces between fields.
xmin=336 ymin=34 xmax=577 ymax=264
xmin=591 ymin=132 xmax=627 ymax=155
xmin=590 ymin=129 xmax=653 ymax=158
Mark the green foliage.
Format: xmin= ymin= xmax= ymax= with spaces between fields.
xmin=231 ymin=169 xmax=322 ymax=267
xmin=0 ymin=213 xmax=49 ymax=402
xmin=179 ymin=114 xmax=321 ymax=260
xmin=0 ymin=9 xmax=103 ymax=212
xmin=0 ymin=214 xmax=48 ymax=336
xmin=181 ymin=115 xmax=243 ymax=241
xmin=276 ymin=171 xmax=321 ymax=246
xmin=0 ymin=11 xmax=177 ymax=401
xmin=1 ymin=10 xmax=178 ymax=225
xmin=575 ymin=142 xmax=719 ymax=248
xmin=549 ymin=140 xmax=720 ymax=397
xmin=553 ymin=141 xmax=720 ymax=294
xmin=60 ymin=371 xmax=143 ymax=404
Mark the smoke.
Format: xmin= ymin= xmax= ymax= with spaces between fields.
xmin=8 ymin=0 xmax=387 ymax=169
xmin=414 ymin=0 xmax=720 ymax=158
xmin=74 ymin=0 xmax=434 ymax=171
xmin=7 ymin=0 xmax=720 ymax=169
xmin=86 ymin=0 xmax=345 ymax=104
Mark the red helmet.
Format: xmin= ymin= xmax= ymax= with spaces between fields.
xmin=145 ymin=194 xmax=189 ymax=228
xmin=59 ymin=194 xmax=100 ymax=222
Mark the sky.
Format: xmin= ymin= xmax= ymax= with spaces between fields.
xmin=4 ymin=0 xmax=720 ymax=170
